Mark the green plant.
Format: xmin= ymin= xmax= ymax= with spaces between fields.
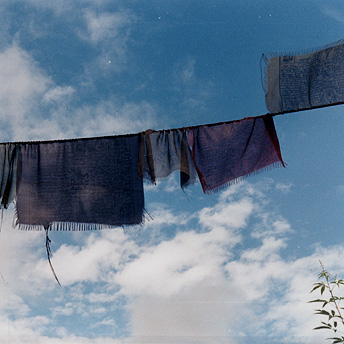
xmin=309 ymin=262 xmax=344 ymax=343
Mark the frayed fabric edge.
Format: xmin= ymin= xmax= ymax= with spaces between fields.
xmin=44 ymin=227 xmax=61 ymax=287
xmin=13 ymin=215 xmax=147 ymax=231
xmin=203 ymin=161 xmax=285 ymax=195
xmin=13 ymin=214 xmax=148 ymax=287
xmin=261 ymin=38 xmax=344 ymax=95
xmin=14 ymin=221 xmax=115 ymax=231
xmin=262 ymin=38 xmax=344 ymax=60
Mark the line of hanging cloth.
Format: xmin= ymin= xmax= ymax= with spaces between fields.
xmin=0 ymin=113 xmax=284 ymax=231
xmin=262 ymin=39 xmax=344 ymax=114
xmin=5 ymin=36 xmax=344 ymax=230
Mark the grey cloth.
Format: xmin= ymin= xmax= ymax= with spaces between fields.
xmin=0 ymin=143 xmax=18 ymax=208
xmin=138 ymin=129 xmax=197 ymax=189
xmin=264 ymin=41 xmax=344 ymax=113
xmin=16 ymin=135 xmax=144 ymax=230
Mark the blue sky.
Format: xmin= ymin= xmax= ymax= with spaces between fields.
xmin=0 ymin=1 xmax=343 ymax=343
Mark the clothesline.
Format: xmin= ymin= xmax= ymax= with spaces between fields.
xmin=0 ymin=113 xmax=284 ymax=229
xmin=2 ymin=36 xmax=342 ymax=285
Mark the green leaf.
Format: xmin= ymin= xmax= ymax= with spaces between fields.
xmin=321 ymin=285 xmax=326 ymax=295
xmin=315 ymin=310 xmax=330 ymax=316
xmin=327 ymin=339 xmax=344 ymax=344
xmin=311 ymin=284 xmax=323 ymax=293
xmin=308 ymin=299 xmax=327 ymax=303
xmin=313 ymin=326 xmax=332 ymax=330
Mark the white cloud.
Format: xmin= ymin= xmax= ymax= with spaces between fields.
xmin=172 ymin=57 xmax=214 ymax=116
xmin=0 ymin=182 xmax=340 ymax=343
xmin=198 ymin=197 xmax=254 ymax=232
xmin=78 ymin=9 xmax=136 ymax=75
xmin=32 ymin=229 xmax=139 ymax=286
xmin=42 ymin=86 xmax=75 ymax=104
xmin=275 ymin=181 xmax=294 ymax=193
xmin=240 ymin=236 xmax=287 ymax=262
xmin=70 ymin=100 xmax=159 ymax=137
xmin=129 ymin=283 xmax=241 ymax=339
xmin=0 ymin=44 xmax=51 ymax=139
xmin=115 ymin=227 xmax=230 ymax=297
xmin=83 ymin=10 xmax=134 ymax=46
xmin=0 ymin=43 xmax=160 ymax=141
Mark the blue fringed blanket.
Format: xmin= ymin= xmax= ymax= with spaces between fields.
xmin=16 ymin=135 xmax=144 ymax=230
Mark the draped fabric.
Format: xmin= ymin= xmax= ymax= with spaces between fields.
xmin=138 ymin=129 xmax=197 ymax=189
xmin=187 ymin=115 xmax=285 ymax=194
xmin=0 ymin=144 xmax=19 ymax=208
xmin=264 ymin=40 xmax=344 ymax=113
xmin=16 ymin=135 xmax=144 ymax=230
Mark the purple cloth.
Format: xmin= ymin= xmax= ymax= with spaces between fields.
xmin=16 ymin=135 xmax=144 ymax=230
xmin=187 ymin=116 xmax=285 ymax=193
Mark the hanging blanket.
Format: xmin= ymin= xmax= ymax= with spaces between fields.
xmin=16 ymin=135 xmax=144 ymax=230
xmin=187 ymin=115 xmax=285 ymax=194
xmin=0 ymin=143 xmax=19 ymax=208
xmin=264 ymin=40 xmax=344 ymax=113
xmin=138 ymin=129 xmax=196 ymax=189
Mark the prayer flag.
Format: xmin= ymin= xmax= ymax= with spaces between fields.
xmin=138 ymin=129 xmax=196 ymax=189
xmin=264 ymin=40 xmax=344 ymax=113
xmin=16 ymin=135 xmax=144 ymax=230
xmin=0 ymin=143 xmax=18 ymax=208
xmin=187 ymin=115 xmax=285 ymax=194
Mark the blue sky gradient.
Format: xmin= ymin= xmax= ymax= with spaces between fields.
xmin=0 ymin=1 xmax=343 ymax=343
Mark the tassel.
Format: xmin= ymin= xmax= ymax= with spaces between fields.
xmin=44 ymin=227 xmax=61 ymax=286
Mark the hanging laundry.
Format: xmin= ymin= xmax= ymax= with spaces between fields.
xmin=138 ymin=128 xmax=197 ymax=189
xmin=263 ymin=40 xmax=344 ymax=113
xmin=0 ymin=143 xmax=19 ymax=208
xmin=15 ymin=135 xmax=144 ymax=230
xmin=187 ymin=115 xmax=285 ymax=194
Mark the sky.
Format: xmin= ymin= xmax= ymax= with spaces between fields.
xmin=0 ymin=0 xmax=343 ymax=343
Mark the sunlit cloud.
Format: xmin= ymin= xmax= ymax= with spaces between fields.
xmin=171 ymin=57 xmax=214 ymax=118
xmin=0 ymin=42 xmax=160 ymax=142
xmin=0 ymin=44 xmax=51 ymax=140
xmin=275 ymin=181 xmax=294 ymax=193
xmin=42 ymin=86 xmax=76 ymax=104
xmin=0 ymin=181 xmax=341 ymax=343
xmin=82 ymin=10 xmax=135 ymax=46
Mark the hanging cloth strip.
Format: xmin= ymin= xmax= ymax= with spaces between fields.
xmin=187 ymin=115 xmax=285 ymax=194
xmin=15 ymin=134 xmax=144 ymax=230
xmin=263 ymin=39 xmax=344 ymax=113
xmin=0 ymin=143 xmax=19 ymax=209
xmin=138 ymin=128 xmax=197 ymax=189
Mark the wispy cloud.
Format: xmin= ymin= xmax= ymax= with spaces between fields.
xmin=0 ymin=42 xmax=160 ymax=141
xmin=0 ymin=44 xmax=51 ymax=140
xmin=82 ymin=10 xmax=135 ymax=46
xmin=78 ymin=9 xmax=137 ymax=76
xmin=0 ymin=182 xmax=340 ymax=343
xmin=275 ymin=181 xmax=294 ymax=193
xmin=322 ymin=6 xmax=344 ymax=24
xmin=171 ymin=57 xmax=214 ymax=120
